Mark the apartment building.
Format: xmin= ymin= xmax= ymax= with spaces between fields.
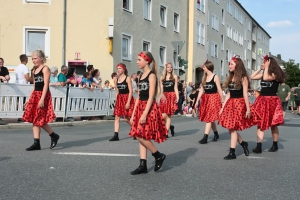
xmin=0 ymin=0 xmax=269 ymax=85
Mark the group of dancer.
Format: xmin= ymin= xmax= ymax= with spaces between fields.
xmin=23 ymin=50 xmax=285 ymax=175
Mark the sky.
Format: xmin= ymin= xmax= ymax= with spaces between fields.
xmin=238 ymin=0 xmax=300 ymax=64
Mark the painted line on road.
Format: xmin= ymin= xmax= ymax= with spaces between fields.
xmin=247 ymin=156 xmax=268 ymax=159
xmin=54 ymin=152 xmax=139 ymax=157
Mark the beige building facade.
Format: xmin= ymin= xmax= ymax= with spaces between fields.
xmin=0 ymin=0 xmax=270 ymax=85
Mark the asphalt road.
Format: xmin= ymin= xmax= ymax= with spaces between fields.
xmin=1 ymin=112 xmax=300 ymax=200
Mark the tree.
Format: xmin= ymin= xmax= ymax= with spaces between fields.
xmin=283 ymin=60 xmax=300 ymax=87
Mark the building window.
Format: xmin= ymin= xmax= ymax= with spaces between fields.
xmin=24 ymin=27 xmax=50 ymax=58
xmin=160 ymin=5 xmax=167 ymax=27
xmin=174 ymin=12 xmax=180 ymax=32
xmin=220 ymin=59 xmax=224 ymax=76
xmin=24 ymin=0 xmax=50 ymax=3
xmin=122 ymin=34 xmax=132 ymax=61
xmin=142 ymin=40 xmax=151 ymax=52
xmin=196 ymin=21 xmax=205 ymax=45
xmin=143 ymin=0 xmax=152 ymax=21
xmin=222 ymin=9 xmax=224 ymax=25
xmin=211 ymin=42 xmax=218 ymax=58
xmin=197 ymin=0 xmax=205 ymax=13
xmin=211 ymin=14 xmax=219 ymax=31
xmin=221 ymin=35 xmax=224 ymax=50
xmin=123 ymin=0 xmax=132 ymax=12
xmin=159 ymin=46 xmax=166 ymax=66
xmin=247 ymin=40 xmax=251 ymax=50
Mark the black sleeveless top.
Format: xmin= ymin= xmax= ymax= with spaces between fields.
xmin=117 ymin=76 xmax=129 ymax=94
xmin=204 ymin=75 xmax=217 ymax=94
xmin=228 ymin=82 xmax=243 ymax=98
xmin=163 ymin=79 xmax=175 ymax=92
xmin=139 ymin=71 xmax=154 ymax=101
xmin=34 ymin=66 xmax=46 ymax=91
xmin=260 ymin=78 xmax=279 ymax=96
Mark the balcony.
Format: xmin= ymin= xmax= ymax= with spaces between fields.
xmin=252 ymin=33 xmax=256 ymax=43
xmin=252 ymin=51 xmax=256 ymax=60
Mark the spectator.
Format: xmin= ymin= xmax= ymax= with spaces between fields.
xmin=0 ymin=57 xmax=10 ymax=83
xmin=277 ymin=82 xmax=291 ymax=119
xmin=290 ymin=87 xmax=296 ymax=114
xmin=131 ymin=73 xmax=138 ymax=93
xmin=80 ymin=72 xmax=93 ymax=91
xmin=188 ymin=87 xmax=198 ymax=118
xmin=294 ymin=84 xmax=300 ymax=116
xmin=15 ymin=54 xmax=31 ymax=84
xmin=103 ymin=80 xmax=111 ymax=89
xmin=87 ymin=65 xmax=94 ymax=83
xmin=109 ymin=72 xmax=117 ymax=89
xmin=57 ymin=65 xmax=69 ymax=86
xmin=50 ymin=66 xmax=60 ymax=86
xmin=66 ymin=68 xmax=78 ymax=87
xmin=186 ymin=82 xmax=193 ymax=104
xmin=135 ymin=70 xmax=142 ymax=83
xmin=175 ymin=77 xmax=183 ymax=115
xmin=91 ymin=69 xmax=103 ymax=90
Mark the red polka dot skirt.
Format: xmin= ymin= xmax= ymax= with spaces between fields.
xmin=129 ymin=100 xmax=168 ymax=143
xmin=251 ymin=95 xmax=283 ymax=130
xmin=218 ymin=97 xmax=253 ymax=131
xmin=22 ymin=90 xmax=56 ymax=127
xmin=198 ymin=93 xmax=221 ymax=123
xmin=113 ymin=93 xmax=135 ymax=118
xmin=159 ymin=91 xmax=178 ymax=116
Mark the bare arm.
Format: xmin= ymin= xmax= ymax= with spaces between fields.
xmin=242 ymin=77 xmax=251 ymax=117
xmin=174 ymin=76 xmax=179 ymax=102
xmin=39 ymin=66 xmax=50 ymax=107
xmin=250 ymin=67 xmax=263 ymax=80
xmin=126 ymin=76 xmax=133 ymax=106
xmin=215 ymin=75 xmax=225 ymax=103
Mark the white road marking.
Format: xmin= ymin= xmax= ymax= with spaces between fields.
xmin=54 ymin=152 xmax=139 ymax=157
xmin=247 ymin=156 xmax=268 ymax=159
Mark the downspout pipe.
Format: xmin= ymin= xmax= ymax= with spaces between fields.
xmin=62 ymin=0 xmax=67 ymax=65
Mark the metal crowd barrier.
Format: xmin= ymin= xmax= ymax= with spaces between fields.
xmin=0 ymin=84 xmax=116 ymax=119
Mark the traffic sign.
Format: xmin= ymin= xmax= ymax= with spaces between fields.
xmin=171 ymin=41 xmax=185 ymax=54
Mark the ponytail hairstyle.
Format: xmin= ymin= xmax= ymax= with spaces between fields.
xmin=140 ymin=51 xmax=161 ymax=100
xmin=264 ymin=56 xmax=287 ymax=83
xmin=223 ymin=57 xmax=251 ymax=90
xmin=201 ymin=60 xmax=214 ymax=87
xmin=116 ymin=63 xmax=128 ymax=76
xmin=161 ymin=62 xmax=175 ymax=82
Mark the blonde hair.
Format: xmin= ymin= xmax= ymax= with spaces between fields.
xmin=161 ymin=62 xmax=175 ymax=82
xmin=201 ymin=61 xmax=214 ymax=87
xmin=32 ymin=50 xmax=47 ymax=63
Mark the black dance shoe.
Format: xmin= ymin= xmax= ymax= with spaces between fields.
xmin=154 ymin=153 xmax=166 ymax=172
xmin=50 ymin=133 xmax=60 ymax=149
xmin=130 ymin=159 xmax=148 ymax=175
xmin=240 ymin=141 xmax=249 ymax=156
xmin=252 ymin=142 xmax=262 ymax=154
xmin=26 ymin=139 xmax=41 ymax=151
xmin=224 ymin=148 xmax=236 ymax=160
xmin=170 ymin=125 xmax=175 ymax=136
xmin=268 ymin=144 xmax=278 ymax=152
xmin=109 ymin=133 xmax=119 ymax=141
xmin=212 ymin=132 xmax=219 ymax=142
xmin=199 ymin=134 xmax=208 ymax=144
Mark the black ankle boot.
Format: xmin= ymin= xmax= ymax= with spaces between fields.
xmin=152 ymin=151 xmax=166 ymax=171
xmin=199 ymin=134 xmax=208 ymax=144
xmin=50 ymin=133 xmax=60 ymax=149
xmin=26 ymin=139 xmax=41 ymax=151
xmin=212 ymin=131 xmax=219 ymax=142
xmin=268 ymin=141 xmax=278 ymax=152
xmin=133 ymin=137 xmax=137 ymax=140
xmin=130 ymin=159 xmax=148 ymax=175
xmin=252 ymin=142 xmax=262 ymax=153
xmin=109 ymin=132 xmax=119 ymax=141
xmin=224 ymin=148 xmax=236 ymax=160
xmin=170 ymin=125 xmax=175 ymax=136
xmin=239 ymin=141 xmax=249 ymax=156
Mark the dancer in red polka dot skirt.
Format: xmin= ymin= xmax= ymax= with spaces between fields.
xmin=195 ymin=60 xmax=224 ymax=144
xmin=128 ymin=51 xmax=168 ymax=175
xmin=219 ymin=56 xmax=252 ymax=160
xmin=22 ymin=50 xmax=59 ymax=151
xmin=159 ymin=62 xmax=179 ymax=137
xmin=250 ymin=55 xmax=286 ymax=153
xmin=109 ymin=63 xmax=135 ymax=141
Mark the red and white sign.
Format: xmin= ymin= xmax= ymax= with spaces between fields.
xmin=75 ymin=52 xmax=81 ymax=60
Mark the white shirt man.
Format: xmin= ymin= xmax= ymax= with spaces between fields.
xmin=15 ymin=54 xmax=30 ymax=84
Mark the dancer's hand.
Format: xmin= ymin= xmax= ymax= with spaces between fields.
xmin=125 ymin=103 xmax=130 ymax=110
xmin=139 ymin=114 xmax=146 ymax=124
xmin=245 ymin=110 xmax=251 ymax=118
xmin=219 ymin=108 xmax=223 ymax=116
xmin=130 ymin=116 xmax=134 ymax=124
xmin=38 ymin=99 xmax=44 ymax=108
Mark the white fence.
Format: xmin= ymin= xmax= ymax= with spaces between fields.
xmin=0 ymin=84 xmax=116 ymax=119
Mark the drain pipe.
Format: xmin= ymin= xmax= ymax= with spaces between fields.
xmin=62 ymin=0 xmax=67 ymax=65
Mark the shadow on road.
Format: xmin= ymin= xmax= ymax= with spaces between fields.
xmin=152 ymin=148 xmax=198 ymax=172
xmin=0 ymin=157 xmax=12 ymax=162
xmin=53 ymin=136 xmax=112 ymax=149
xmin=176 ymin=129 xmax=199 ymax=136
